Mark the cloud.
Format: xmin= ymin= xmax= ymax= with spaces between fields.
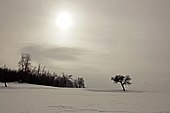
xmin=20 ymin=44 xmax=87 ymax=62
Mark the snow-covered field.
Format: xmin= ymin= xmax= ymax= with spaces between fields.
xmin=0 ymin=83 xmax=170 ymax=113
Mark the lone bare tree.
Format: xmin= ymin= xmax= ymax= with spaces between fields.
xmin=111 ymin=75 xmax=132 ymax=91
xmin=18 ymin=53 xmax=32 ymax=73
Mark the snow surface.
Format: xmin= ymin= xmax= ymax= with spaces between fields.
xmin=0 ymin=83 xmax=170 ymax=113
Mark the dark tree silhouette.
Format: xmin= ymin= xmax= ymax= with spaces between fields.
xmin=111 ymin=75 xmax=132 ymax=91
xmin=0 ymin=65 xmax=19 ymax=87
xmin=1 ymin=65 xmax=8 ymax=87
xmin=77 ymin=77 xmax=85 ymax=88
xmin=3 ymin=69 xmax=7 ymax=87
xmin=18 ymin=53 xmax=32 ymax=73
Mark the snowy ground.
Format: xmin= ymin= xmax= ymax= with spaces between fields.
xmin=0 ymin=83 xmax=170 ymax=113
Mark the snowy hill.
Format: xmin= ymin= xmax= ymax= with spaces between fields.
xmin=0 ymin=83 xmax=170 ymax=113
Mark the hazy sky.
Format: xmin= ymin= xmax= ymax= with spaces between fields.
xmin=0 ymin=0 xmax=170 ymax=91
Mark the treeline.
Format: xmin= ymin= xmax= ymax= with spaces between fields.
xmin=0 ymin=53 xmax=85 ymax=88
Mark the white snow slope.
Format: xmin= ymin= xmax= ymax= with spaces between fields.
xmin=0 ymin=83 xmax=170 ymax=113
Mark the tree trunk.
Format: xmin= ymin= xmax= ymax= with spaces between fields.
xmin=4 ymin=82 xmax=7 ymax=87
xmin=120 ymin=82 xmax=125 ymax=91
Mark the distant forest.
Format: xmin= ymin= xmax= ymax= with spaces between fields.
xmin=0 ymin=53 xmax=85 ymax=88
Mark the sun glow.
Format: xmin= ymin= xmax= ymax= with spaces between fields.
xmin=56 ymin=12 xmax=72 ymax=30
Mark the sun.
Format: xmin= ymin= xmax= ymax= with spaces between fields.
xmin=56 ymin=12 xmax=72 ymax=30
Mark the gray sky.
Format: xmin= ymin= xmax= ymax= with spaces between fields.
xmin=0 ymin=0 xmax=170 ymax=91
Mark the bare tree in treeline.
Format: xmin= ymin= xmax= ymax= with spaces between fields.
xmin=1 ymin=65 xmax=8 ymax=87
xmin=76 ymin=77 xmax=85 ymax=88
xmin=111 ymin=75 xmax=132 ymax=91
xmin=53 ymin=73 xmax=85 ymax=88
xmin=18 ymin=53 xmax=31 ymax=73
xmin=0 ymin=65 xmax=19 ymax=87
